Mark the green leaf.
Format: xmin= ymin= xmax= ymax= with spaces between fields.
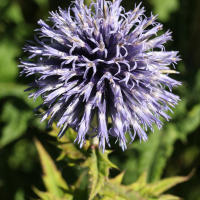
xmin=127 ymin=171 xmax=148 ymax=192
xmin=83 ymin=148 xmax=101 ymax=200
xmin=0 ymin=83 xmax=45 ymax=147
xmin=7 ymin=139 xmax=37 ymax=172
xmin=194 ymin=69 xmax=200 ymax=92
xmin=33 ymin=187 xmax=54 ymax=200
xmin=99 ymin=181 xmax=145 ymax=200
xmin=33 ymin=0 xmax=49 ymax=8
xmin=109 ymin=171 xmax=125 ymax=184
xmin=0 ymin=83 xmax=42 ymax=108
xmin=0 ymin=101 xmax=33 ymax=147
xmin=14 ymin=189 xmax=25 ymax=200
xmin=149 ymin=170 xmax=195 ymax=196
xmin=136 ymin=171 xmax=148 ymax=185
xmin=48 ymin=125 xmax=89 ymax=162
xmin=85 ymin=0 xmax=92 ymax=6
xmin=181 ymin=104 xmax=200 ymax=134
xmin=100 ymin=197 xmax=116 ymax=200
xmin=33 ymin=187 xmax=73 ymax=200
xmin=34 ymin=139 xmax=69 ymax=198
xmin=99 ymin=170 xmax=191 ymax=200
xmin=127 ymin=105 xmax=199 ymax=184
xmin=149 ymin=0 xmax=179 ymax=22
xmin=4 ymin=2 xmax=24 ymax=24
xmin=158 ymin=194 xmax=181 ymax=200
xmin=97 ymin=149 xmax=118 ymax=172
xmin=82 ymin=147 xmax=117 ymax=200
xmin=129 ymin=127 xmax=175 ymax=183
xmin=0 ymin=40 xmax=20 ymax=82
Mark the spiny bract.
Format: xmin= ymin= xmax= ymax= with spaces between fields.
xmin=19 ymin=0 xmax=181 ymax=152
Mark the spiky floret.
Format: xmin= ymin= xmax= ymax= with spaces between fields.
xmin=19 ymin=0 xmax=181 ymax=152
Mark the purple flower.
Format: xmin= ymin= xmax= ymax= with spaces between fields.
xmin=19 ymin=0 xmax=181 ymax=152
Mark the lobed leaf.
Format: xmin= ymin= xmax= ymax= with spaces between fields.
xmin=158 ymin=194 xmax=182 ymax=200
xmin=148 ymin=170 xmax=195 ymax=196
xmin=33 ymin=187 xmax=73 ymax=200
xmin=82 ymin=147 xmax=117 ymax=200
xmin=48 ymin=125 xmax=89 ymax=162
xmin=34 ymin=139 xmax=69 ymax=198
xmin=100 ymin=170 xmax=192 ymax=200
xmin=109 ymin=171 xmax=125 ymax=184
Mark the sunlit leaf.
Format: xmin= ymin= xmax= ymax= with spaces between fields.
xmin=100 ymin=197 xmax=115 ymax=200
xmin=100 ymin=170 xmax=192 ymax=200
xmin=100 ymin=181 xmax=145 ymax=200
xmin=148 ymin=170 xmax=195 ymax=196
xmin=126 ymin=171 xmax=148 ymax=192
xmin=158 ymin=194 xmax=181 ymax=200
xmin=49 ymin=125 xmax=89 ymax=162
xmin=82 ymin=147 xmax=117 ymax=200
xmin=33 ymin=187 xmax=73 ymax=200
xmin=33 ymin=187 xmax=53 ymax=200
xmin=109 ymin=171 xmax=125 ymax=184
xmin=83 ymin=148 xmax=101 ymax=200
xmin=34 ymin=139 xmax=69 ymax=198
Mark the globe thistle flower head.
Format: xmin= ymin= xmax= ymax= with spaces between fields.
xmin=19 ymin=0 xmax=181 ymax=152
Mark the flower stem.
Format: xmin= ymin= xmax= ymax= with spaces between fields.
xmin=90 ymin=137 xmax=99 ymax=146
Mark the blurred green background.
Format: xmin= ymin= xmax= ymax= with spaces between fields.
xmin=0 ymin=0 xmax=199 ymax=199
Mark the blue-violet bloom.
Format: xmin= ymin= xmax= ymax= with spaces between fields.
xmin=19 ymin=0 xmax=181 ymax=152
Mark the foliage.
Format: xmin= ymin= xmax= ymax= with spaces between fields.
xmin=0 ymin=0 xmax=200 ymax=200
xmin=33 ymin=135 xmax=194 ymax=200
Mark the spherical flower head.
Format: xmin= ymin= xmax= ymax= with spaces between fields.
xmin=19 ymin=0 xmax=181 ymax=152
